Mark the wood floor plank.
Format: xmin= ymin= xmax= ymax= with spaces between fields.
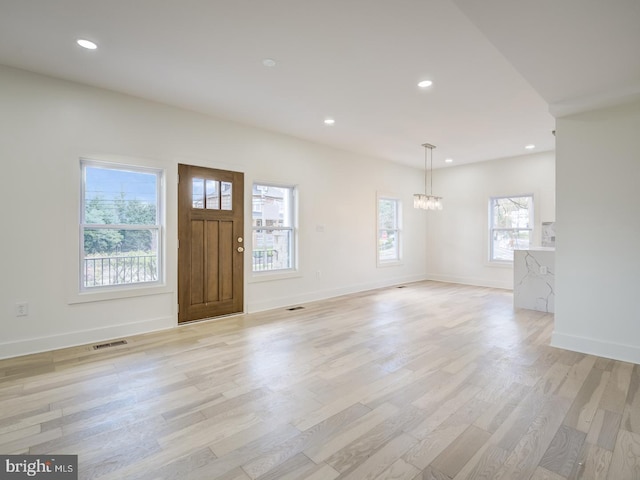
xmin=304 ymin=402 xmax=398 ymax=463
xmin=336 ymin=433 xmax=418 ymax=480
xmin=408 ymin=383 xmax=481 ymax=440
xmin=0 ymin=427 xmax=62 ymax=455
xmin=0 ymin=423 xmax=40 ymax=443
xmin=240 ymin=403 xmax=371 ymax=479
xmin=538 ymin=424 xmax=586 ymax=477
xmin=325 ymin=405 xmax=426 ymax=473
xmin=598 ymin=361 xmax=634 ymax=414
xmin=563 ymin=367 xmax=610 ymax=433
xmin=374 ymin=458 xmax=420 ymax=480
xmin=452 ymin=444 xmax=508 ymax=480
xmin=529 ymin=466 xmax=565 ymax=480
xmin=568 ymin=442 xmax=612 ymax=480
xmin=419 ymin=465 xmax=453 ymax=480
xmin=557 ymin=354 xmax=597 ymax=400
xmin=252 ymin=452 xmax=314 ymax=480
xmin=184 ymin=423 xmax=302 ymax=480
xmin=203 ymin=467 xmax=252 ymax=480
xmin=293 ymin=369 xmax=410 ymax=431
xmin=585 ymin=408 xmax=622 ymax=451
xmin=131 ymin=447 xmax=217 ymax=480
xmin=403 ymin=423 xmax=469 ymax=470
xmin=607 ymin=428 xmax=640 ymax=479
xmin=430 ymin=425 xmax=491 ymax=478
xmin=0 ymin=409 xmax=62 ymax=436
xmin=493 ymin=395 xmax=573 ymax=480
xmin=0 ymin=281 xmax=637 ymax=480
xmin=622 ymin=364 xmax=640 ymax=435
xmin=474 ymin=383 xmax=530 ymax=434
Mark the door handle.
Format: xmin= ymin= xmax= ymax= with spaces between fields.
xmin=238 ymin=237 xmax=243 ymax=243
xmin=237 ymin=247 xmax=244 ymax=253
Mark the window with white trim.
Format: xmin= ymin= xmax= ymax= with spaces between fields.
xmin=489 ymin=194 xmax=533 ymax=262
xmin=252 ymin=183 xmax=296 ymax=272
xmin=377 ymin=196 xmax=402 ymax=264
xmin=81 ymin=160 xmax=163 ymax=289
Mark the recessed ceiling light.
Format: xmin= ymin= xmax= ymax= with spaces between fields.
xmin=445 ymin=158 xmax=453 ymax=163
xmin=525 ymin=144 xmax=536 ymax=150
xmin=77 ymin=39 xmax=97 ymax=50
xmin=418 ymin=80 xmax=433 ymax=88
xmin=262 ymin=58 xmax=276 ymax=67
xmin=324 ymin=118 xmax=335 ymax=125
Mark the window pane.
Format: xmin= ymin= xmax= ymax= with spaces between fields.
xmin=378 ymin=229 xmax=399 ymax=261
xmin=85 ymin=166 xmax=158 ymax=224
xmin=492 ymin=230 xmax=531 ymax=261
xmin=378 ymin=199 xmax=397 ymax=230
xmin=252 ymin=185 xmax=291 ymax=227
xmin=252 ymin=183 xmax=295 ymax=273
xmin=206 ymin=179 xmax=219 ymax=209
xmin=377 ymin=197 xmax=401 ymax=263
xmin=83 ymin=228 xmax=158 ymax=287
xmin=252 ymin=229 xmax=292 ymax=271
xmin=192 ymin=178 xmax=204 ymax=209
xmin=221 ymin=181 xmax=232 ymax=210
xmin=492 ymin=196 xmax=532 ymax=229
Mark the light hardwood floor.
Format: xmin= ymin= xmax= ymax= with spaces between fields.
xmin=1 ymin=281 xmax=639 ymax=479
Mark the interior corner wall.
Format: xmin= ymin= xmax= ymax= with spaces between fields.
xmin=0 ymin=65 xmax=428 ymax=360
xmin=553 ymin=100 xmax=640 ymax=364
xmin=425 ymin=152 xmax=556 ymax=289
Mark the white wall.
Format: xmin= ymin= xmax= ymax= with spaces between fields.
xmin=553 ymin=100 xmax=640 ymax=364
xmin=0 ymin=65 xmax=427 ymax=359
xmin=425 ymin=152 xmax=556 ymax=289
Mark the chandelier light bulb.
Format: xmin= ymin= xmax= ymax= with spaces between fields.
xmin=413 ymin=143 xmax=443 ymax=211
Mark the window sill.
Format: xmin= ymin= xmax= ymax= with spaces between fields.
xmin=377 ymin=260 xmax=403 ymax=268
xmin=249 ymin=270 xmax=303 ymax=283
xmin=68 ymin=283 xmax=172 ymax=304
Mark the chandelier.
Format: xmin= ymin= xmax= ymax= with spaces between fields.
xmin=414 ymin=143 xmax=442 ymax=210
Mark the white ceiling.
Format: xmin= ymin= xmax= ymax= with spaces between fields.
xmin=0 ymin=0 xmax=638 ymax=169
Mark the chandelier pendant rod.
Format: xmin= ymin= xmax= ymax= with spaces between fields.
xmin=422 ymin=143 xmax=436 ymax=197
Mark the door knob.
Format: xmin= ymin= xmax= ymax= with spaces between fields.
xmin=237 ymin=247 xmax=244 ymax=252
xmin=238 ymin=237 xmax=243 ymax=243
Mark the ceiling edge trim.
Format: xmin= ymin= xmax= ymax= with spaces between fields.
xmin=550 ymin=84 xmax=640 ymax=118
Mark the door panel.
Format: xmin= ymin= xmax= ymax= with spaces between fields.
xmin=219 ymin=221 xmax=233 ymax=300
xmin=206 ymin=221 xmax=220 ymax=302
xmin=178 ymin=164 xmax=244 ymax=323
xmin=190 ymin=219 xmax=204 ymax=305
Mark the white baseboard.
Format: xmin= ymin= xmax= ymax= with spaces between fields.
xmin=0 ymin=316 xmax=175 ymax=360
xmin=424 ymin=273 xmax=512 ymax=291
xmin=247 ymin=274 xmax=428 ymax=313
xmin=551 ymin=331 xmax=640 ymax=365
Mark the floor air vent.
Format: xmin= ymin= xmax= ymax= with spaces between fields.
xmin=287 ymin=306 xmax=305 ymax=311
xmin=93 ymin=340 xmax=128 ymax=350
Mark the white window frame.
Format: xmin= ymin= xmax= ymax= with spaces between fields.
xmin=251 ymin=182 xmax=298 ymax=277
xmin=80 ymin=159 xmax=164 ymax=291
xmin=488 ymin=194 xmax=534 ymax=263
xmin=377 ymin=194 xmax=402 ymax=266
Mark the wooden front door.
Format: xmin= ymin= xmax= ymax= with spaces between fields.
xmin=178 ymin=164 xmax=244 ymax=323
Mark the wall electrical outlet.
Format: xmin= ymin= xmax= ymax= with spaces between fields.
xmin=16 ymin=302 xmax=28 ymax=317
